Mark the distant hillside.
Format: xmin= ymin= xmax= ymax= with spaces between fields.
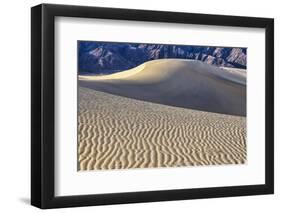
xmin=78 ymin=41 xmax=247 ymax=74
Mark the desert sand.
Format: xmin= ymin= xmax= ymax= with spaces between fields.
xmin=79 ymin=59 xmax=246 ymax=116
xmin=78 ymin=87 xmax=246 ymax=170
xmin=78 ymin=59 xmax=246 ymax=171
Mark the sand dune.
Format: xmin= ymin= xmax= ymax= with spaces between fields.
xmin=79 ymin=59 xmax=246 ymax=116
xmin=78 ymin=87 xmax=246 ymax=171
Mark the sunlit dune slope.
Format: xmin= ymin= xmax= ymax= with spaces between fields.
xmin=79 ymin=59 xmax=246 ymax=116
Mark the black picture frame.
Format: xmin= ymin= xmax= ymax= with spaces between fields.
xmin=31 ymin=3 xmax=274 ymax=209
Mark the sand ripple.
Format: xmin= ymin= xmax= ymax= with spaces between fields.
xmin=78 ymin=87 xmax=246 ymax=171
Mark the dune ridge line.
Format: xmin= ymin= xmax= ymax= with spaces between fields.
xmin=79 ymin=59 xmax=246 ymax=116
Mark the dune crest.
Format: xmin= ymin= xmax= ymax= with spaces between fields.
xmin=79 ymin=59 xmax=246 ymax=116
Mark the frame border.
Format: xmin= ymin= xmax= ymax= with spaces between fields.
xmin=31 ymin=3 xmax=274 ymax=209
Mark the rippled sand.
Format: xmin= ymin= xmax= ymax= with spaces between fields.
xmin=78 ymin=87 xmax=246 ymax=171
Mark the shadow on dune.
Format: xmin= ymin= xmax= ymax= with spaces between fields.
xmin=79 ymin=59 xmax=246 ymax=116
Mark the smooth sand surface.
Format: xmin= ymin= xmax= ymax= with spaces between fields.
xmin=79 ymin=59 xmax=246 ymax=116
xmin=78 ymin=87 xmax=246 ymax=171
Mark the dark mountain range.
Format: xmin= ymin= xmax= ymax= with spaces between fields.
xmin=78 ymin=41 xmax=247 ymax=74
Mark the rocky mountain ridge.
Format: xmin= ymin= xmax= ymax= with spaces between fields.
xmin=78 ymin=42 xmax=247 ymax=74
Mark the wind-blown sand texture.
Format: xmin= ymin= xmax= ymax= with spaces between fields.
xmin=78 ymin=87 xmax=246 ymax=170
xmin=78 ymin=59 xmax=247 ymax=171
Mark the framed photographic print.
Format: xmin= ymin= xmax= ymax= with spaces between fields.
xmin=31 ymin=3 xmax=274 ymax=209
